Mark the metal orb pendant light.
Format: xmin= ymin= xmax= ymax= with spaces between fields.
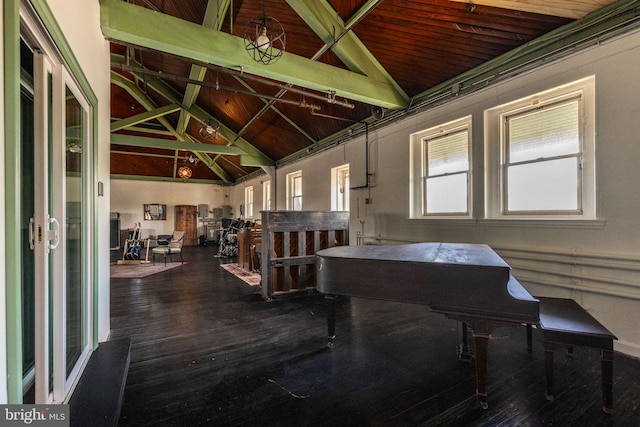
xmin=177 ymin=165 xmax=193 ymax=180
xmin=244 ymin=13 xmax=285 ymax=65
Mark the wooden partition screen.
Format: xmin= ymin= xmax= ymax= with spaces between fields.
xmin=261 ymin=211 xmax=349 ymax=300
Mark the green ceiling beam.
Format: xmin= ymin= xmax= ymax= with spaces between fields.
xmin=125 ymin=125 xmax=173 ymax=136
xmin=100 ymin=0 xmax=407 ymax=109
xmin=110 ymin=103 xmax=181 ymax=132
xmin=111 ymin=173 xmax=224 ymax=184
xmin=286 ymin=0 xmax=408 ymax=104
xmin=176 ymin=0 xmax=232 ymax=134
xmin=111 ymin=133 xmax=249 ymax=155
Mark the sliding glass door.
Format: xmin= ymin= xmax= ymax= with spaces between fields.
xmin=20 ymin=8 xmax=93 ymax=403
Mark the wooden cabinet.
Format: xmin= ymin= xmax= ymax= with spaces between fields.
xmin=175 ymin=205 xmax=198 ymax=246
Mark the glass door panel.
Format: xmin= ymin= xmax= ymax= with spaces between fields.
xmin=64 ymin=85 xmax=86 ymax=378
xmin=20 ymin=53 xmax=36 ymax=400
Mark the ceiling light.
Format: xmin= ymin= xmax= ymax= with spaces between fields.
xmin=244 ymin=15 xmax=285 ymax=65
xmin=177 ymin=166 xmax=192 ymax=180
xmin=185 ymin=153 xmax=199 ymax=166
xmin=199 ymin=118 xmax=219 ymax=140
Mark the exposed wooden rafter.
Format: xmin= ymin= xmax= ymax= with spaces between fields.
xmin=99 ymin=0 xmax=409 ymax=109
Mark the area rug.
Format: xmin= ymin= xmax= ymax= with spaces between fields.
xmin=220 ymin=263 xmax=261 ymax=286
xmin=110 ymin=262 xmax=187 ymax=279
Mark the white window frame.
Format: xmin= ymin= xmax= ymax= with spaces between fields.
xmin=262 ymin=180 xmax=271 ymax=211
xmin=484 ymin=76 xmax=596 ymax=221
xmin=409 ymin=116 xmax=472 ymax=219
xmin=286 ymin=170 xmax=303 ymax=211
xmin=331 ymin=164 xmax=350 ymax=211
xmin=244 ymin=186 xmax=254 ymax=218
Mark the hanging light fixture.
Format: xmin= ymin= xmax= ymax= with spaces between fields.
xmin=177 ymin=165 xmax=193 ymax=180
xmin=199 ymin=117 xmax=220 ymax=140
xmin=244 ymin=4 xmax=285 ymax=66
xmin=177 ymin=153 xmax=199 ymax=180
xmin=185 ymin=153 xmax=199 ymax=167
xmin=199 ymin=84 xmax=220 ymax=140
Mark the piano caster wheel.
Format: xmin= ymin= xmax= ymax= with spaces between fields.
xmin=477 ymin=395 xmax=488 ymax=410
xmin=327 ymin=336 xmax=335 ymax=349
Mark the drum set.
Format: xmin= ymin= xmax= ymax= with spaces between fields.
xmin=216 ymin=219 xmax=247 ymax=257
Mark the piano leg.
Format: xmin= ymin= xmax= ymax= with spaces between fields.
xmin=473 ymin=334 xmax=490 ymax=410
xmin=325 ymin=295 xmax=337 ymax=348
xmin=458 ymin=322 xmax=473 ymax=362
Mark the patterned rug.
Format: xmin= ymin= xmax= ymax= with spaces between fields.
xmin=220 ymin=263 xmax=261 ymax=286
xmin=110 ymin=262 xmax=186 ymax=279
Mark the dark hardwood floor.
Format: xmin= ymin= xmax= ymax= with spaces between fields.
xmin=110 ymin=245 xmax=640 ymax=426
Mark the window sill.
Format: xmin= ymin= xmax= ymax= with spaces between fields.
xmin=408 ymin=217 xmax=477 ymax=226
xmin=407 ymin=216 xmax=607 ymax=229
xmin=478 ymin=217 xmax=607 ymax=229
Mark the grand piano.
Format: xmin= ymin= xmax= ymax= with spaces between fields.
xmin=315 ymin=242 xmax=539 ymax=409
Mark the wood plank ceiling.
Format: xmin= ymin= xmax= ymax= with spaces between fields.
xmin=104 ymin=0 xmax=625 ymax=183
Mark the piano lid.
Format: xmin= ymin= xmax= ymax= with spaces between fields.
xmin=316 ymin=242 xmax=510 ymax=270
xmin=314 ymin=243 xmax=539 ymax=323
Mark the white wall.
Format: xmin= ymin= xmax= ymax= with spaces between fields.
xmin=111 ymin=179 xmax=232 ymax=237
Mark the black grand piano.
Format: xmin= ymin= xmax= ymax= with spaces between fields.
xmin=315 ymin=242 xmax=539 ymax=409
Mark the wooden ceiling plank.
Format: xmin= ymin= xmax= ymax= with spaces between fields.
xmin=110 ymin=103 xmax=181 ymax=132
xmin=286 ymin=0 xmax=409 ymax=103
xmin=99 ymin=0 xmax=408 ymax=109
xmin=446 ymin=0 xmax=613 ymax=20
xmin=125 ymin=126 xmax=173 ymax=136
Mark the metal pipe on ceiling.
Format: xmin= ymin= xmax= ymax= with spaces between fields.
xmin=111 ymin=41 xmax=356 ymax=110
xmin=112 ymin=63 xmax=322 ymax=111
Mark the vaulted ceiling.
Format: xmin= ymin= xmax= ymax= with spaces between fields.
xmin=103 ymin=0 xmax=634 ymax=184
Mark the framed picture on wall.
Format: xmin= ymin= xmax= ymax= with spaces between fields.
xmin=144 ymin=204 xmax=166 ymax=220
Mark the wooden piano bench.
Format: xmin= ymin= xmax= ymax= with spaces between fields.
xmin=526 ymin=297 xmax=617 ymax=414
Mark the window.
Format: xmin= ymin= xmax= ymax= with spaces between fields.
xmin=331 ymin=164 xmax=350 ymax=211
xmin=409 ymin=117 xmax=472 ymax=218
xmin=485 ymin=76 xmax=596 ymax=219
xmin=263 ymin=180 xmax=271 ymax=211
xmin=286 ymin=171 xmax=303 ymax=210
xmin=244 ymin=186 xmax=254 ymax=218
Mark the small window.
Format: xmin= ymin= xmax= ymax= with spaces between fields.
xmin=244 ymin=186 xmax=254 ymax=218
xmin=262 ymin=180 xmax=271 ymax=211
xmin=331 ymin=164 xmax=350 ymax=211
xmin=410 ymin=117 xmax=472 ymax=218
xmin=286 ymin=171 xmax=302 ymax=211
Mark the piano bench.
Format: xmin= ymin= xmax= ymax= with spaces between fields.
xmin=526 ymin=297 xmax=617 ymax=413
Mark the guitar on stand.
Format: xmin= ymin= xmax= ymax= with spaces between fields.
xmin=118 ymin=222 xmax=150 ymax=264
